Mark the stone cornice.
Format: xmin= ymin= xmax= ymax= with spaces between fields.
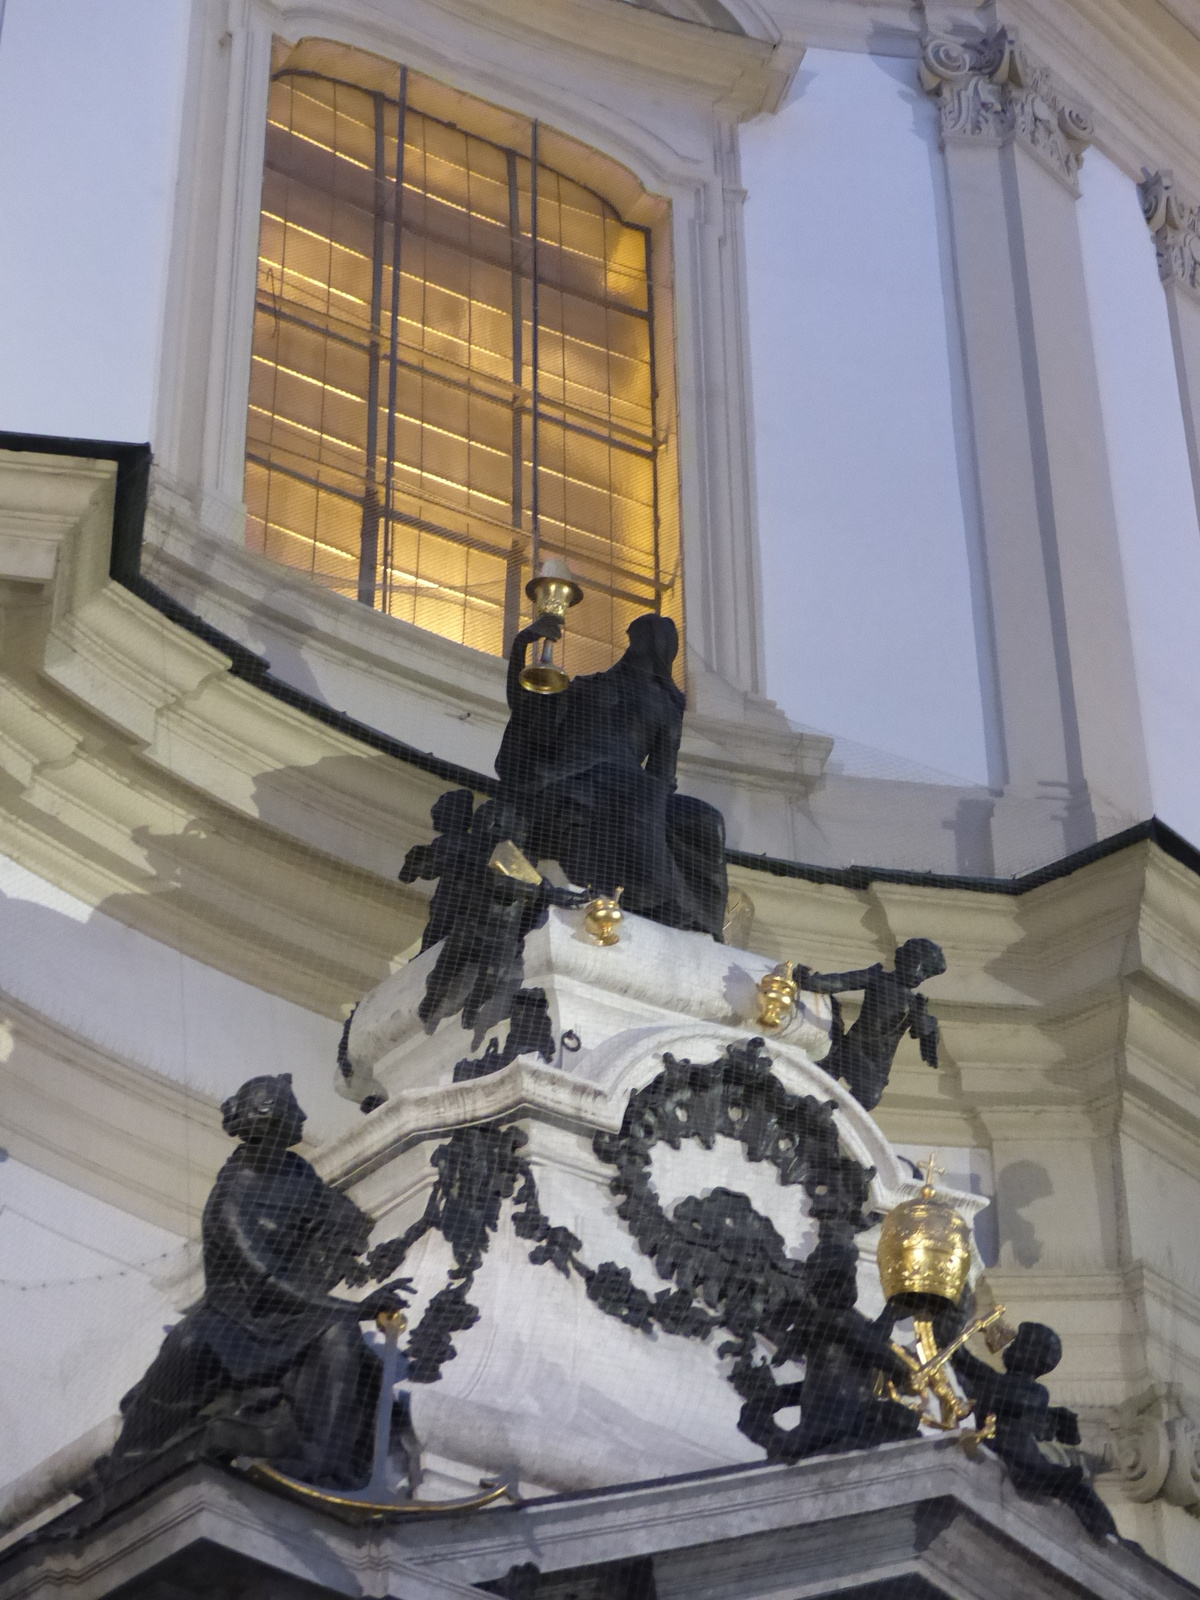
xmin=1155 ymin=0 xmax=1200 ymax=45
xmin=0 ymin=451 xmax=433 ymax=1018
xmin=919 ymin=25 xmax=1094 ymax=192
xmin=10 ymin=453 xmax=1200 ymax=1037
xmin=9 ymin=1444 xmax=1184 ymax=1600
xmin=0 ymin=454 xmax=114 ymax=586
xmin=1139 ymin=169 xmax=1200 ymax=302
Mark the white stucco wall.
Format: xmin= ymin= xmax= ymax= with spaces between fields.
xmin=0 ymin=1159 xmax=184 ymax=1490
xmin=0 ymin=0 xmax=189 ymax=441
xmin=0 ymin=854 xmax=355 ymax=1144
xmin=741 ymin=49 xmax=990 ymax=785
xmin=1077 ymin=151 xmax=1200 ymax=849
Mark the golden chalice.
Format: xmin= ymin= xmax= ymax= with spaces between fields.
xmin=519 ymin=559 xmax=583 ymax=695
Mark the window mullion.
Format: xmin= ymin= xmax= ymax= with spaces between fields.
xmin=530 ymin=119 xmax=541 ymax=579
xmin=381 ymin=65 xmax=407 ymax=616
xmin=644 ymin=224 xmax=662 ymax=614
xmin=357 ymin=90 xmax=388 ymax=608
xmin=502 ymin=147 xmax=525 ymax=652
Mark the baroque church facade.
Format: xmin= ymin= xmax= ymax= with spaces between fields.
xmin=3 ymin=0 xmax=1200 ymax=1595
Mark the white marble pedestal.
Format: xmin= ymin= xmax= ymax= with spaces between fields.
xmin=316 ymin=909 xmax=985 ymax=1500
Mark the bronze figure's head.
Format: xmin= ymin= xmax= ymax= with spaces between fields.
xmin=220 ymin=1073 xmax=306 ymax=1149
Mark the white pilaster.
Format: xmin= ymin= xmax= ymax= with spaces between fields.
xmin=1139 ymin=169 xmax=1200 ymax=539
xmin=154 ymin=0 xmax=271 ymax=538
xmin=921 ymin=22 xmax=1150 ymax=857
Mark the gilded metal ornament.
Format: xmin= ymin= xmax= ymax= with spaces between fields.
xmin=518 ymin=560 xmax=583 ymax=694
xmin=585 ymin=886 xmax=624 ymax=945
xmin=882 ymin=1305 xmax=1007 ymax=1431
xmin=487 ymin=839 xmax=544 ymax=885
xmin=876 ymin=1155 xmax=972 ymax=1314
xmin=756 ymin=961 xmax=798 ymax=1030
xmin=873 ymin=1156 xmax=1018 ymax=1435
xmin=241 ymin=1461 xmax=515 ymax=1520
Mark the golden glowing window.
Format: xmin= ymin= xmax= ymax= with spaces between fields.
xmin=244 ymin=40 xmax=681 ymax=676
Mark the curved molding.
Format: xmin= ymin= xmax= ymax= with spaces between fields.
xmin=0 ymin=450 xmax=432 ymax=1017
xmin=276 ymin=0 xmax=795 ymax=120
xmin=581 ymin=1022 xmax=979 ymax=1224
xmin=319 ymin=1015 xmax=988 ymax=1240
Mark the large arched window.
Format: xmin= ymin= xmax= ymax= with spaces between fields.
xmin=244 ymin=38 xmax=681 ymax=677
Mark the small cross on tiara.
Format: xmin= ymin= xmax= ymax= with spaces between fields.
xmin=921 ymin=1152 xmax=945 ymax=1190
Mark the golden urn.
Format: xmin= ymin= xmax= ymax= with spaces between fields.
xmin=877 ymin=1162 xmax=972 ymax=1316
xmin=585 ymin=887 xmax=624 ymax=946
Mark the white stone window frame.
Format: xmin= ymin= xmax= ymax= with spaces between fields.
xmin=151 ymin=0 xmax=804 ymax=731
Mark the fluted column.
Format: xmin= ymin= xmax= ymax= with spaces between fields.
xmin=921 ymin=23 xmax=1150 ymax=862
xmin=1140 ymin=169 xmax=1200 ymax=534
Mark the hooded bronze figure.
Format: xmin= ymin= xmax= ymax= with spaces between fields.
xmin=497 ymin=611 xmax=727 ymax=940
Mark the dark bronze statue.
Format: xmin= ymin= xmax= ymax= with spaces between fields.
xmin=400 ymin=612 xmax=729 ymax=1028
xmin=95 ymin=1076 xmax=410 ymax=1491
xmin=497 ymin=611 xmax=728 ymax=941
xmin=735 ymin=1242 xmax=920 ymax=1460
xmin=933 ymin=1308 xmax=1118 ymax=1541
xmin=417 ymin=800 xmax=585 ymax=1029
xmin=398 ymin=788 xmax=476 ymax=952
xmin=797 ymin=938 xmax=946 ymax=1110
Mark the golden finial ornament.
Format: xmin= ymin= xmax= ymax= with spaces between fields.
xmin=519 ymin=559 xmax=584 ymax=695
xmin=585 ymin=886 xmax=624 ymax=946
xmin=756 ymin=961 xmax=799 ymax=1030
xmin=876 ymin=1153 xmax=972 ymax=1315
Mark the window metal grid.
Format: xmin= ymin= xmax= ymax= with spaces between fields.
xmin=244 ymin=50 xmax=679 ymax=677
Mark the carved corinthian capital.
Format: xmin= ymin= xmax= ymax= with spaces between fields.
xmin=1140 ymin=170 xmax=1200 ymax=301
xmin=919 ymin=27 xmax=1094 ymax=193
